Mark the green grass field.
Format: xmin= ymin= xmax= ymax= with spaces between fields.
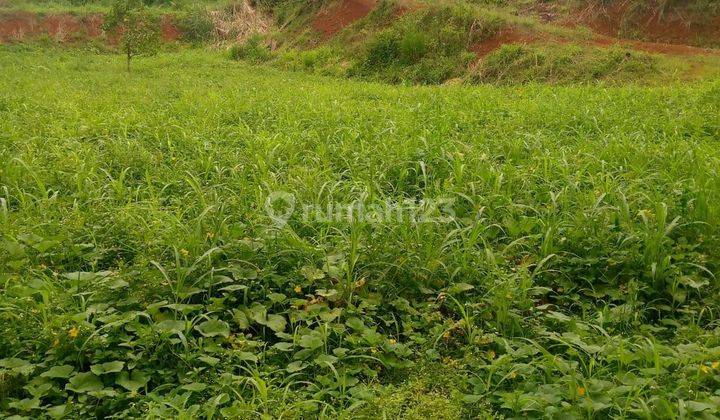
xmin=1 ymin=47 xmax=720 ymax=418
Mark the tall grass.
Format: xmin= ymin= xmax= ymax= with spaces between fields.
xmin=0 ymin=47 xmax=719 ymax=417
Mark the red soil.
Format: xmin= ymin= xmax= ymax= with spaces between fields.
xmin=472 ymin=25 xmax=717 ymax=59
xmin=471 ymin=28 xmax=542 ymax=57
xmin=589 ymin=35 xmax=716 ymax=56
xmin=0 ymin=12 xmax=181 ymax=44
xmin=566 ymin=2 xmax=720 ymax=47
xmin=159 ymin=15 xmax=181 ymax=41
xmin=312 ymin=0 xmax=377 ymax=39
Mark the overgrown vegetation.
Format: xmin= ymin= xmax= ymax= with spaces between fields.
xmin=103 ymin=0 xmax=160 ymax=72
xmin=348 ymin=5 xmax=503 ymax=84
xmin=1 ymin=47 xmax=720 ymax=418
xmin=472 ymin=44 xmax=658 ymax=84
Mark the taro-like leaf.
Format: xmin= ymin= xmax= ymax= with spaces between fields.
xmin=345 ymin=317 xmax=366 ymax=331
xmin=47 ymin=404 xmax=67 ymax=418
xmin=66 ymin=372 xmax=103 ymax=393
xmin=181 ymin=382 xmax=207 ymax=392
xmin=678 ymin=275 xmax=709 ymax=290
xmin=314 ymin=354 xmax=338 ymax=366
xmin=195 ymin=319 xmax=230 ymax=338
xmin=0 ymin=358 xmax=34 ymax=376
xmin=273 ymin=342 xmax=294 ymax=351
xmin=40 ymin=365 xmax=75 ymax=379
xmin=237 ymin=352 xmax=258 ymax=362
xmin=90 ymin=361 xmax=125 ymax=376
xmin=286 ymin=361 xmax=306 ymax=373
xmin=298 ymin=333 xmax=323 ymax=350
xmin=268 ymin=293 xmax=286 ymax=303
xmin=164 ymin=303 xmax=203 ymax=314
xmin=116 ymin=371 xmax=149 ymax=392
xmin=447 ymin=282 xmax=474 ymax=294
xmin=219 ymin=284 xmax=248 ymax=293
xmin=9 ymin=397 xmax=40 ymax=412
xmin=232 ymin=309 xmax=250 ymax=329
xmin=155 ymin=320 xmax=186 ymax=334
xmin=300 ymin=266 xmax=325 ymax=281
xmin=265 ymin=314 xmax=287 ymax=333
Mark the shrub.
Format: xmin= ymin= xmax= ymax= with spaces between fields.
xmin=352 ymin=4 xmax=505 ymax=84
xmin=473 ymin=44 xmax=658 ymax=84
xmin=399 ymin=30 xmax=429 ymax=65
xmin=229 ymin=34 xmax=272 ymax=63
xmin=178 ymin=5 xmax=215 ymax=43
xmin=103 ymin=0 xmax=161 ymax=72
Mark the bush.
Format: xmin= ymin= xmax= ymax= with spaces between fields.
xmin=473 ymin=44 xmax=658 ymax=84
xmin=399 ymin=30 xmax=429 ymax=65
xmin=351 ymin=4 xmax=505 ymax=84
xmin=178 ymin=5 xmax=215 ymax=43
xmin=229 ymin=34 xmax=272 ymax=63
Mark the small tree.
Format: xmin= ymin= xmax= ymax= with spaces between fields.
xmin=104 ymin=0 xmax=160 ymax=72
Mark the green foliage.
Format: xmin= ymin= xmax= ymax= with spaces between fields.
xmin=228 ymin=33 xmax=272 ymax=63
xmin=1 ymin=47 xmax=720 ymax=417
xmin=352 ymin=4 xmax=504 ymax=84
xmin=177 ymin=4 xmax=215 ymax=44
xmin=473 ymin=44 xmax=658 ymax=84
xmin=103 ymin=0 xmax=161 ymax=72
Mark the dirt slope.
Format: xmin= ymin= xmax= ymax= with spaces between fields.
xmin=312 ymin=0 xmax=376 ymax=39
xmin=0 ymin=12 xmax=180 ymax=44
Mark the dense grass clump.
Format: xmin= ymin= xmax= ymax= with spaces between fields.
xmin=1 ymin=48 xmax=720 ymax=418
xmin=351 ymin=5 xmax=503 ymax=84
xmin=473 ymin=44 xmax=659 ymax=84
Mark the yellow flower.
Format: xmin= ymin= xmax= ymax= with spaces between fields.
xmin=577 ymin=386 xmax=586 ymax=397
xmin=509 ymin=371 xmax=517 ymax=379
xmin=294 ymin=285 xmax=302 ymax=294
xmin=354 ymin=278 xmax=366 ymax=289
xmin=389 ymin=339 xmax=397 ymax=345
xmin=206 ymin=232 xmax=215 ymax=239
xmin=487 ymin=350 xmax=496 ymax=359
xmin=700 ymin=365 xmax=711 ymax=374
xmin=180 ymin=249 xmax=190 ymax=257
xmin=712 ymin=361 xmax=720 ymax=370
xmin=68 ymin=327 xmax=79 ymax=338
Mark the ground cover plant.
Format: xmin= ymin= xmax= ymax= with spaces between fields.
xmin=1 ymin=46 xmax=720 ymax=418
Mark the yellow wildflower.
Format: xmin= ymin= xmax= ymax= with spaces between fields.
xmin=294 ymin=285 xmax=302 ymax=294
xmin=68 ymin=326 xmax=79 ymax=338
xmin=180 ymin=249 xmax=190 ymax=257
xmin=700 ymin=365 xmax=711 ymax=374
xmin=712 ymin=361 xmax=720 ymax=370
xmin=577 ymin=387 xmax=586 ymax=397
xmin=509 ymin=371 xmax=517 ymax=379
xmin=389 ymin=339 xmax=397 ymax=345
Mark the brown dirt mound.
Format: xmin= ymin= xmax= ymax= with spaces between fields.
xmin=567 ymin=2 xmax=720 ymax=47
xmin=471 ymin=28 xmax=542 ymax=57
xmin=0 ymin=12 xmax=181 ymax=44
xmin=590 ymin=35 xmax=716 ymax=56
xmin=471 ymin=26 xmax=717 ymax=59
xmin=313 ymin=0 xmax=376 ymax=39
